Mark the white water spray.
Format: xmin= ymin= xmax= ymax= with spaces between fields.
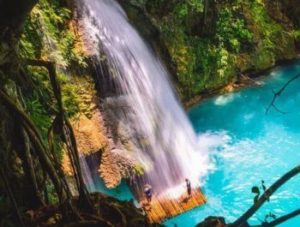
xmin=78 ymin=0 xmax=211 ymax=194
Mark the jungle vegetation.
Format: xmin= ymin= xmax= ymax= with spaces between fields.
xmin=0 ymin=0 xmax=300 ymax=226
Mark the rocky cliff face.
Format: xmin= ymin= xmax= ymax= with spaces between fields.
xmin=61 ymin=85 xmax=139 ymax=189
xmin=1 ymin=0 xmax=133 ymax=194
xmin=70 ymin=7 xmax=143 ymax=189
xmin=118 ymin=0 xmax=299 ymax=102
xmin=68 ymin=0 xmax=300 ymax=188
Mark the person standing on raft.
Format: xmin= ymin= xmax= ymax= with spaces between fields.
xmin=144 ymin=184 xmax=153 ymax=203
xmin=185 ymin=178 xmax=192 ymax=197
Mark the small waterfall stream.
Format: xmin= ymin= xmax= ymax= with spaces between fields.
xmin=78 ymin=0 xmax=211 ymax=195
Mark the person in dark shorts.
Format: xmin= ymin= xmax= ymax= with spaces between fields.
xmin=185 ymin=178 xmax=192 ymax=197
xmin=144 ymin=184 xmax=152 ymax=203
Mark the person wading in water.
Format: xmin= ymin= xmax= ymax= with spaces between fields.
xmin=185 ymin=178 xmax=192 ymax=198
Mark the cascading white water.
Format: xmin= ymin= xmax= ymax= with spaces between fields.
xmin=78 ymin=0 xmax=211 ymax=195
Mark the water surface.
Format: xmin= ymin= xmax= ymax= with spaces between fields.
xmin=94 ymin=61 xmax=300 ymax=226
xmin=166 ymin=60 xmax=300 ymax=226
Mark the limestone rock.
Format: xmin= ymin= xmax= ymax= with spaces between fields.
xmin=99 ymin=148 xmax=136 ymax=188
xmin=71 ymin=111 xmax=107 ymax=155
xmin=62 ymin=110 xmax=107 ymax=176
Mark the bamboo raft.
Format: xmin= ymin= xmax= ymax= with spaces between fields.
xmin=140 ymin=187 xmax=207 ymax=223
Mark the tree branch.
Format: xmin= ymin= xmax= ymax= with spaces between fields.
xmin=24 ymin=59 xmax=93 ymax=211
xmin=0 ymin=89 xmax=69 ymax=207
xmin=0 ymin=167 xmax=25 ymax=226
xmin=230 ymin=165 xmax=300 ymax=227
xmin=265 ymin=73 xmax=300 ymax=114
xmin=251 ymin=208 xmax=300 ymax=227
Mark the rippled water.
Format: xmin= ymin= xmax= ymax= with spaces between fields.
xmin=166 ymin=60 xmax=300 ymax=226
xmin=93 ymin=61 xmax=300 ymax=226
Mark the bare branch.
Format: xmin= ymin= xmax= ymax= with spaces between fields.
xmin=229 ymin=165 xmax=300 ymax=227
xmin=266 ymin=73 xmax=300 ymax=114
xmin=251 ymin=208 xmax=300 ymax=227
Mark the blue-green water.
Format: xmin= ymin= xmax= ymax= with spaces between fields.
xmin=95 ymin=61 xmax=300 ymax=226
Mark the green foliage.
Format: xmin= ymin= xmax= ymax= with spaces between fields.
xmin=216 ymin=7 xmax=253 ymax=53
xmin=25 ymin=68 xmax=81 ymax=125
xmin=188 ymin=0 xmax=204 ymax=13
xmin=20 ymin=0 xmax=87 ymax=167
xmin=20 ymin=12 xmax=43 ymax=59
xmin=190 ymin=39 xmax=216 ymax=91
xmin=46 ymin=183 xmax=59 ymax=204
xmin=250 ymin=0 xmax=280 ymax=39
xmin=25 ymin=68 xmax=53 ymax=141
xmin=173 ymin=0 xmax=204 ymax=19
xmin=26 ymin=95 xmax=52 ymax=137
xmin=216 ymin=47 xmax=230 ymax=78
xmin=148 ymin=0 xmax=253 ymax=99
xmin=254 ymin=48 xmax=275 ymax=70
xmin=294 ymin=30 xmax=300 ymax=42
xmin=58 ymin=73 xmax=81 ymax=118
xmin=248 ymin=0 xmax=294 ymax=65
xmin=294 ymin=30 xmax=300 ymax=47
xmin=138 ymin=0 xmax=297 ymax=100
xmin=20 ymin=0 xmax=87 ymax=68
xmin=58 ymin=30 xmax=87 ymax=68
xmin=160 ymin=22 xmax=195 ymax=96
xmin=21 ymin=0 xmax=85 ymax=147
xmin=24 ymin=67 xmax=81 ymax=162
xmin=174 ymin=3 xmax=189 ymax=19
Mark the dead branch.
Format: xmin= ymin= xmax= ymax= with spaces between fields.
xmin=229 ymin=165 xmax=300 ymax=227
xmin=251 ymin=208 xmax=300 ymax=227
xmin=265 ymin=73 xmax=300 ymax=114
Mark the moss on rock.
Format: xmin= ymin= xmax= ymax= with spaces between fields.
xmin=119 ymin=0 xmax=299 ymax=102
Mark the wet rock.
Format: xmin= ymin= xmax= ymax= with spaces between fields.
xmin=62 ymin=109 xmax=108 ymax=176
xmin=71 ymin=112 xmax=107 ymax=155
xmin=99 ymin=148 xmax=137 ymax=188
xmin=196 ymin=216 xmax=226 ymax=227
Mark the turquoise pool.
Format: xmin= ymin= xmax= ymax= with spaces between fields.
xmin=95 ymin=60 xmax=300 ymax=226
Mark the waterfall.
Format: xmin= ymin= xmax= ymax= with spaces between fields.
xmin=78 ymin=0 xmax=211 ymax=196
